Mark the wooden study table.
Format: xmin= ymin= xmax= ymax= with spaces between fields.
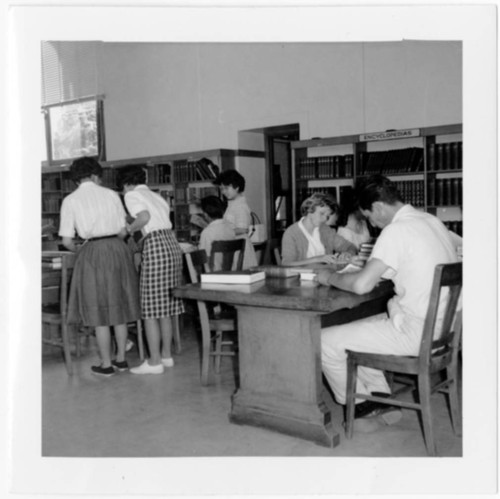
xmin=174 ymin=275 xmax=394 ymax=448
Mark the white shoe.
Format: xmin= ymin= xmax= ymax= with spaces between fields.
xmin=161 ymin=357 xmax=174 ymax=367
xmin=125 ymin=339 xmax=134 ymax=352
xmin=130 ymin=360 xmax=164 ymax=375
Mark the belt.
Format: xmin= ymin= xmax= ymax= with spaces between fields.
xmin=87 ymin=235 xmax=117 ymax=242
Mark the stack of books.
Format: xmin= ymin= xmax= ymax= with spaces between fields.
xmin=200 ymin=269 xmax=266 ymax=285
xmin=358 ymin=243 xmax=374 ymax=262
xmin=42 ymin=251 xmax=72 ymax=269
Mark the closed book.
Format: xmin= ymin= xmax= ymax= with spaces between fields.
xmin=200 ymin=281 xmax=266 ymax=293
xmin=254 ymin=266 xmax=298 ymax=278
xmin=200 ymin=269 xmax=266 ymax=284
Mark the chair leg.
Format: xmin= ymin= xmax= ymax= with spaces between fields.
xmin=75 ymin=326 xmax=81 ymax=358
xmin=345 ymin=356 xmax=357 ymax=439
xmin=172 ymin=315 xmax=182 ymax=354
xmin=214 ymin=331 xmax=223 ymax=374
xmin=418 ymin=374 xmax=437 ymax=456
xmin=447 ymin=365 xmax=462 ymax=436
xmin=200 ymin=320 xmax=211 ymax=387
xmin=137 ymin=320 xmax=144 ymax=360
xmin=61 ymin=323 xmax=73 ymax=375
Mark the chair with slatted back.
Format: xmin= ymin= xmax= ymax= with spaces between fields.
xmin=252 ymin=240 xmax=268 ymax=266
xmin=185 ymin=249 xmax=238 ymax=385
xmin=269 ymin=238 xmax=282 ymax=265
xmin=344 ymin=262 xmax=463 ymax=456
xmin=42 ymin=252 xmax=76 ymax=375
xmin=208 ymin=238 xmax=245 ymax=272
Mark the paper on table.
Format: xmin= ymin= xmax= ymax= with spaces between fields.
xmin=336 ymin=263 xmax=363 ymax=274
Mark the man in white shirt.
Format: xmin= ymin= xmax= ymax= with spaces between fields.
xmin=317 ymin=175 xmax=458 ymax=430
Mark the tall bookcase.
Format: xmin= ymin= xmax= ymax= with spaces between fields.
xmin=41 ymin=148 xmax=244 ymax=243
xmin=291 ymin=124 xmax=462 ymax=236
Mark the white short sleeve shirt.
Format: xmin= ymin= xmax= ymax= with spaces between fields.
xmin=370 ymin=205 xmax=458 ymax=333
xmin=58 ymin=181 xmax=126 ymax=239
xmin=124 ymin=185 xmax=172 ymax=234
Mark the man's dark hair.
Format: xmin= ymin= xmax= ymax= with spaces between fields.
xmin=355 ymin=174 xmax=403 ymax=211
xmin=116 ymin=165 xmax=147 ymax=190
xmin=70 ymin=157 xmax=103 ymax=183
xmin=201 ymin=195 xmax=225 ymax=220
xmin=213 ymin=169 xmax=246 ymax=192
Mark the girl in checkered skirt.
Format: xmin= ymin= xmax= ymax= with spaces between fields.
xmin=118 ymin=166 xmax=185 ymax=374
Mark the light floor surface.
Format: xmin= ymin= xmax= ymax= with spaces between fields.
xmin=42 ymin=315 xmax=462 ymax=458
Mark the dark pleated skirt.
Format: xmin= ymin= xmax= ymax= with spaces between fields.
xmin=67 ymin=237 xmax=141 ymax=327
xmin=140 ymin=229 xmax=185 ymax=318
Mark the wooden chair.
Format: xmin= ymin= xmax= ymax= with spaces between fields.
xmin=252 ymin=240 xmax=268 ymax=266
xmin=185 ymin=249 xmax=238 ymax=385
xmin=208 ymin=238 xmax=245 ymax=272
xmin=269 ymin=238 xmax=282 ymax=265
xmin=345 ymin=262 xmax=463 ymax=456
xmin=42 ymin=253 xmax=76 ymax=375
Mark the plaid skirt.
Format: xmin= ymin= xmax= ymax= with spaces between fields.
xmin=67 ymin=237 xmax=141 ymax=327
xmin=140 ymin=229 xmax=185 ymax=318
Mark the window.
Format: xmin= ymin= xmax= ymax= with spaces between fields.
xmin=41 ymin=41 xmax=105 ymax=164
xmin=44 ymin=97 xmax=105 ymax=164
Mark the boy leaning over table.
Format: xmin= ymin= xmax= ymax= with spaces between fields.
xmin=316 ymin=174 xmax=459 ymax=432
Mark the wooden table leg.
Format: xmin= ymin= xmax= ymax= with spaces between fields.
xmin=229 ymin=306 xmax=340 ymax=448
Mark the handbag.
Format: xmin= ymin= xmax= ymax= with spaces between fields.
xmin=248 ymin=212 xmax=267 ymax=244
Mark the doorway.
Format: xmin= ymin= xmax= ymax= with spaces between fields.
xmin=263 ymin=124 xmax=300 ymax=240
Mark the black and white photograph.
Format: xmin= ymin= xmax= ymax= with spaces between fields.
xmin=2 ymin=2 xmax=498 ymax=497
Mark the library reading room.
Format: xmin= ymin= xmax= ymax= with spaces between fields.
xmin=17 ymin=12 xmax=493 ymax=491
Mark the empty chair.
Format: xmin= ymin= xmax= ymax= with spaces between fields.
xmin=208 ymin=238 xmax=245 ymax=272
xmin=344 ymin=262 xmax=463 ymax=456
xmin=185 ymin=249 xmax=238 ymax=386
xmin=42 ymin=252 xmax=76 ymax=374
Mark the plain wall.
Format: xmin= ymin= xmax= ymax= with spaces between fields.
xmin=98 ymin=41 xmax=462 ymax=161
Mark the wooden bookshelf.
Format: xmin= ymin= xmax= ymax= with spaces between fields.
xmin=291 ymin=124 xmax=462 ymax=236
xmin=41 ymin=148 xmax=256 ymax=243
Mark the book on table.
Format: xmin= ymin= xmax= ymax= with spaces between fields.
xmin=200 ymin=269 xmax=266 ymax=284
xmin=42 ymin=250 xmax=73 ymax=269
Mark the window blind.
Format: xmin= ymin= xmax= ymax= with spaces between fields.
xmin=41 ymin=41 xmax=101 ymax=106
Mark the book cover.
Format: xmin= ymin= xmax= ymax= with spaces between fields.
xmin=200 ymin=281 xmax=266 ymax=293
xmin=200 ymin=269 xmax=266 ymax=284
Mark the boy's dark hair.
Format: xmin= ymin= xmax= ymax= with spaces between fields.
xmin=355 ymin=174 xmax=403 ymax=211
xmin=116 ymin=165 xmax=147 ymax=190
xmin=201 ymin=195 xmax=225 ymax=220
xmin=70 ymin=157 xmax=103 ymax=183
xmin=213 ymin=169 xmax=245 ymax=192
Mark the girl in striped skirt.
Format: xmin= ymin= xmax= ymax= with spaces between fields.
xmin=118 ymin=166 xmax=185 ymax=374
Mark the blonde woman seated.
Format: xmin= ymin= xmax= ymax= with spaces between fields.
xmin=281 ymin=193 xmax=357 ymax=266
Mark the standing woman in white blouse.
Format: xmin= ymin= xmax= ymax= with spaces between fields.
xmin=59 ymin=157 xmax=141 ymax=377
xmin=118 ymin=166 xmax=185 ymax=375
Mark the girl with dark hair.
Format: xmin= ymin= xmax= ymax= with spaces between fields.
xmin=59 ymin=157 xmax=141 ymax=377
xmin=214 ymin=169 xmax=257 ymax=268
xmin=117 ymin=165 xmax=185 ymax=375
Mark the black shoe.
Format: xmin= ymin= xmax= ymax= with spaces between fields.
xmin=111 ymin=360 xmax=129 ymax=372
xmin=91 ymin=365 xmax=115 ymax=377
xmin=351 ymin=392 xmax=402 ymax=425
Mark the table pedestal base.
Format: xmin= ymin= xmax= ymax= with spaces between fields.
xmin=229 ymin=306 xmax=340 ymax=448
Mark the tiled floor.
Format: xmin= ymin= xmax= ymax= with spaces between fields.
xmin=42 ymin=315 xmax=462 ymax=458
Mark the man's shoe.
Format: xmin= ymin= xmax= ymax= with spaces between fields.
xmin=91 ymin=365 xmax=115 ymax=377
xmin=130 ymin=360 xmax=164 ymax=375
xmin=111 ymin=359 xmax=129 ymax=372
xmin=161 ymin=357 xmax=174 ymax=367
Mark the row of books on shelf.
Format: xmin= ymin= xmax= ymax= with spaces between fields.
xmin=358 ymin=147 xmax=423 ymax=176
xmin=427 ymin=142 xmax=462 ymax=171
xmin=173 ymin=158 xmax=220 ymax=183
xmin=146 ymin=163 xmax=172 ymax=184
xmin=299 ymin=186 xmax=353 ymax=205
xmin=427 ymin=178 xmax=462 ymax=207
xmin=394 ymin=180 xmax=425 ymax=207
xmin=299 ymin=155 xmax=355 ymax=180
xmin=42 ymin=250 xmax=72 ymax=269
xmin=187 ymin=186 xmax=220 ymax=203
xmin=42 ymin=195 xmax=62 ymax=212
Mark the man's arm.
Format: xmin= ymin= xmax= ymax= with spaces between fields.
xmin=316 ymin=257 xmax=389 ymax=295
